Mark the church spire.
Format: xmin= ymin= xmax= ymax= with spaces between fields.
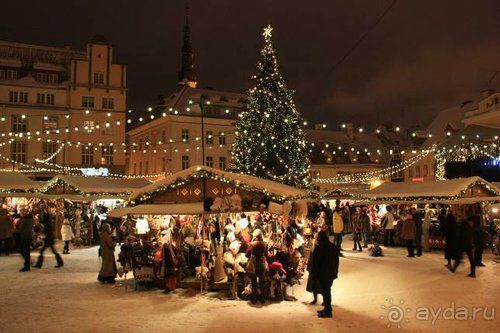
xmin=178 ymin=1 xmax=197 ymax=88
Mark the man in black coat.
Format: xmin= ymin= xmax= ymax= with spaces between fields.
xmin=311 ymin=230 xmax=339 ymax=318
xmin=473 ymin=217 xmax=485 ymax=267
xmin=443 ymin=210 xmax=458 ymax=267
xmin=33 ymin=209 xmax=64 ymax=269
xmin=450 ymin=217 xmax=475 ymax=278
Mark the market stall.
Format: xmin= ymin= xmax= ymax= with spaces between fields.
xmin=110 ymin=165 xmax=311 ymax=300
xmin=358 ymin=176 xmax=500 ymax=249
xmin=35 ymin=175 xmax=152 ymax=243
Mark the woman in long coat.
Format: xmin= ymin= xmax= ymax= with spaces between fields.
xmin=306 ymin=232 xmax=321 ymax=304
xmin=443 ymin=209 xmax=458 ymax=267
xmin=98 ymin=223 xmax=117 ymax=283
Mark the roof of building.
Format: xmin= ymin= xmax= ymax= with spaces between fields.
xmin=39 ymin=175 xmax=151 ymax=195
xmin=0 ymin=40 xmax=86 ymax=65
xmin=0 ymin=172 xmax=42 ymax=192
xmin=421 ymin=107 xmax=466 ymax=146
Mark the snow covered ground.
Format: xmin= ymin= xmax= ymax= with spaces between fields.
xmin=0 ymin=240 xmax=498 ymax=333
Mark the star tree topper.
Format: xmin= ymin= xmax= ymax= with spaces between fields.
xmin=263 ymin=24 xmax=273 ymax=39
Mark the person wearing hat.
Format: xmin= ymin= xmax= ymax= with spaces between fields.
xmin=18 ymin=208 xmax=34 ymax=272
xmin=61 ymin=217 xmax=75 ymax=254
xmin=0 ymin=207 xmax=14 ymax=256
xmin=97 ymin=223 xmax=118 ymax=283
xmin=246 ymin=228 xmax=269 ymax=304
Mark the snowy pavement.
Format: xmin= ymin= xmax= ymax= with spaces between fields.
xmin=0 ymin=240 xmax=498 ymax=333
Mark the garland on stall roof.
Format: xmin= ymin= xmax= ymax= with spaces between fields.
xmin=131 ymin=169 xmax=308 ymax=206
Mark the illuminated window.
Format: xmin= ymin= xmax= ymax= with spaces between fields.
xmin=101 ymin=145 xmax=113 ymax=165
xmin=181 ymin=129 xmax=189 ymax=142
xmin=162 ymin=156 xmax=167 ymax=172
xmin=144 ymin=161 xmax=149 ymax=174
xmin=83 ymin=120 xmax=95 ymax=133
xmin=218 ymin=132 xmax=226 ymax=145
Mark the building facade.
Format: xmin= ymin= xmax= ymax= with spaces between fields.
xmin=0 ymin=36 xmax=127 ymax=174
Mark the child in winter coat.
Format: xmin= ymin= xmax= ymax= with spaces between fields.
xmin=61 ymin=218 xmax=75 ymax=254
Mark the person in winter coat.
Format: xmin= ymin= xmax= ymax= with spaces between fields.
xmin=0 ymin=208 xmax=14 ymax=256
xmin=61 ymin=218 xmax=75 ymax=254
xmin=443 ymin=209 xmax=458 ymax=267
xmin=411 ymin=208 xmax=423 ymax=256
xmin=400 ymin=212 xmax=416 ymax=257
xmin=18 ymin=209 xmax=34 ymax=272
xmin=382 ymin=206 xmax=396 ymax=247
xmin=332 ymin=208 xmax=344 ymax=256
xmin=310 ymin=230 xmax=339 ymax=318
xmin=98 ymin=223 xmax=118 ymax=283
xmin=422 ymin=208 xmax=432 ymax=252
xmin=246 ymin=229 xmax=269 ymax=304
xmin=359 ymin=208 xmax=371 ymax=248
xmin=473 ymin=217 xmax=485 ymax=267
xmin=306 ymin=233 xmax=322 ymax=305
xmin=450 ymin=217 xmax=476 ymax=278
xmin=34 ymin=209 xmax=64 ymax=269
xmin=351 ymin=211 xmax=362 ymax=252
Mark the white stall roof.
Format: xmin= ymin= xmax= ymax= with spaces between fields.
xmin=0 ymin=172 xmax=43 ymax=192
xmin=39 ymin=175 xmax=151 ymax=195
xmin=108 ymin=203 xmax=205 ymax=218
xmin=130 ymin=165 xmax=309 ymax=201
xmin=362 ymin=176 xmax=499 ymax=201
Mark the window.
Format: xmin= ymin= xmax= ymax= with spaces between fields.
xmin=181 ymin=129 xmax=189 ymax=142
xmin=35 ymin=73 xmax=58 ymax=83
xmin=11 ymin=141 xmax=27 ymax=163
xmin=9 ymin=91 xmax=28 ymax=103
xmin=219 ymin=132 xmax=226 ymax=145
xmin=100 ymin=145 xmax=113 ymax=165
xmin=81 ymin=145 xmax=94 ymax=165
xmin=37 ymin=93 xmax=55 ymax=105
xmin=82 ymin=96 xmax=95 ymax=108
xmin=11 ymin=115 xmax=27 ymax=132
xmin=43 ymin=116 xmax=58 ymax=132
xmin=145 ymin=161 xmax=149 ymax=174
xmin=219 ymin=156 xmax=227 ymax=170
xmin=415 ymin=165 xmax=421 ymax=178
xmin=161 ymin=130 xmax=166 ymax=143
xmin=93 ymin=73 xmax=104 ymax=85
xmin=42 ymin=142 xmax=58 ymax=163
xmin=162 ymin=156 xmax=167 ymax=172
xmin=139 ymin=162 xmax=142 ymax=175
xmin=152 ymin=158 xmax=157 ymax=173
xmin=133 ymin=163 xmax=137 ymax=175
xmin=206 ymin=156 xmax=213 ymax=167
xmin=83 ymin=120 xmax=96 ymax=133
xmin=2 ymin=70 xmax=18 ymax=80
xmin=408 ymin=166 xmax=413 ymax=179
xmin=102 ymin=97 xmax=114 ymax=109
xmin=424 ymin=164 xmax=429 ymax=177
xmin=206 ymin=130 xmax=213 ymax=144
xmin=181 ymin=155 xmax=190 ymax=170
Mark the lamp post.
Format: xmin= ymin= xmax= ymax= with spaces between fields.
xmin=199 ymin=97 xmax=207 ymax=200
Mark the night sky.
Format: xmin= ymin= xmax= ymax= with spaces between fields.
xmin=2 ymin=0 xmax=499 ymax=129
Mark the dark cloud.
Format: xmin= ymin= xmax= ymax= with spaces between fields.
xmin=2 ymin=0 xmax=498 ymax=129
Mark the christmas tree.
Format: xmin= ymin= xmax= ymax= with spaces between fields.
xmin=232 ymin=25 xmax=310 ymax=188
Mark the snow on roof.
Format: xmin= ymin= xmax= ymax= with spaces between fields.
xmin=363 ymin=176 xmax=499 ymax=200
xmin=40 ymin=175 xmax=151 ymax=195
xmin=108 ymin=203 xmax=205 ymax=218
xmin=421 ymin=107 xmax=466 ymax=146
xmin=0 ymin=57 xmax=22 ymax=67
xmin=130 ymin=165 xmax=309 ymax=202
xmin=0 ymin=172 xmax=43 ymax=192
xmin=164 ymin=85 xmax=247 ymax=110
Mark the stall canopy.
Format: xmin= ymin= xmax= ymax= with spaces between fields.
xmin=37 ymin=175 xmax=151 ymax=200
xmin=360 ymin=176 xmax=500 ymax=204
xmin=128 ymin=165 xmax=310 ymax=212
xmin=0 ymin=171 xmax=44 ymax=197
xmin=108 ymin=203 xmax=205 ymax=218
